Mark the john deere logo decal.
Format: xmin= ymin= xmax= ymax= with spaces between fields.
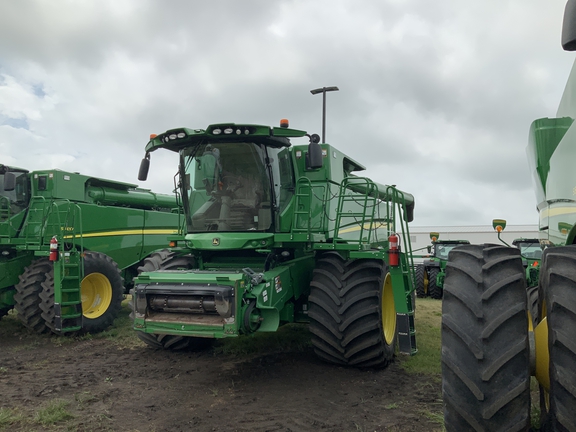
xmin=212 ymin=238 xmax=220 ymax=246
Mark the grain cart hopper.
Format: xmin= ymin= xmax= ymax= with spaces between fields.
xmin=414 ymin=232 xmax=469 ymax=299
xmin=0 ymin=165 xmax=181 ymax=334
xmin=134 ymin=120 xmax=417 ymax=368
xmin=441 ymin=2 xmax=576 ymax=430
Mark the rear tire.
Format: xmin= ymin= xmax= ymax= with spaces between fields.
xmin=14 ymin=258 xmax=52 ymax=333
xmin=134 ymin=251 xmax=200 ymax=350
xmin=441 ymin=244 xmax=530 ymax=431
xmin=540 ymin=246 xmax=576 ymax=432
xmin=414 ymin=264 xmax=427 ymax=298
xmin=428 ymin=267 xmax=442 ymax=299
xmin=308 ymin=252 xmax=396 ymax=368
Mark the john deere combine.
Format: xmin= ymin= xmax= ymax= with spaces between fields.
xmin=441 ymin=2 xmax=576 ymax=430
xmin=133 ymin=120 xmax=417 ymax=368
xmin=0 ymin=165 xmax=180 ymax=334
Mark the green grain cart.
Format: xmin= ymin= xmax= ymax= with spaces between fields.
xmin=441 ymin=2 xmax=576 ymax=430
xmin=0 ymin=165 xmax=181 ymax=334
xmin=133 ymin=121 xmax=417 ymax=367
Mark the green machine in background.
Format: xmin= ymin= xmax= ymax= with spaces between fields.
xmin=0 ymin=165 xmax=181 ymax=334
xmin=414 ymin=232 xmax=469 ymax=299
xmin=134 ymin=120 xmax=417 ymax=368
xmin=492 ymin=218 xmax=542 ymax=289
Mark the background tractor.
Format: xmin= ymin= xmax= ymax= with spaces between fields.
xmin=414 ymin=232 xmax=469 ymax=299
xmin=441 ymin=2 xmax=576 ymax=430
xmin=133 ymin=119 xmax=417 ymax=368
xmin=0 ymin=165 xmax=181 ymax=334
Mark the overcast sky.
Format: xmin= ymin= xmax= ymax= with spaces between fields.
xmin=0 ymin=1 xmax=573 ymax=227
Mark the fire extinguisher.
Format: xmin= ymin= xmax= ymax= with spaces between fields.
xmin=388 ymin=233 xmax=400 ymax=267
xmin=49 ymin=236 xmax=59 ymax=262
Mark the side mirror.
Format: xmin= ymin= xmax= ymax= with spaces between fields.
xmin=563 ymin=0 xmax=576 ymax=50
xmin=306 ymin=134 xmax=323 ymax=169
xmin=138 ymin=155 xmax=150 ymax=181
xmin=427 ymin=245 xmax=432 ymax=254
xmin=4 ymin=172 xmax=15 ymax=191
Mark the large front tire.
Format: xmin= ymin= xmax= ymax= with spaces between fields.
xmin=308 ymin=252 xmax=396 ymax=368
xmin=13 ymin=259 xmax=53 ymax=333
xmin=441 ymin=244 xmax=530 ymax=431
xmin=539 ymin=246 xmax=576 ymax=432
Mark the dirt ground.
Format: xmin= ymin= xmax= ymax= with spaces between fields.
xmin=0 ymin=321 xmax=442 ymax=432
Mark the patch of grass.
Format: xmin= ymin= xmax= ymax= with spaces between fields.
xmin=400 ymin=297 xmax=442 ymax=376
xmin=34 ymin=399 xmax=74 ymax=426
xmin=75 ymin=391 xmax=99 ymax=409
xmin=213 ymin=323 xmax=311 ymax=357
xmin=530 ymin=377 xmax=542 ymax=429
xmin=0 ymin=407 xmax=25 ymax=429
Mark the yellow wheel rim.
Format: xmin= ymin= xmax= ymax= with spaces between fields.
xmin=81 ymin=272 xmax=112 ymax=319
xmin=423 ymin=270 xmax=429 ymax=295
xmin=381 ymin=273 xmax=397 ymax=345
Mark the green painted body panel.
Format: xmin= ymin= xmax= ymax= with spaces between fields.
xmin=134 ymin=122 xmax=417 ymax=354
xmin=0 ymin=166 xmax=182 ymax=317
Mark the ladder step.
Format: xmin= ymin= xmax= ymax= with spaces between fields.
xmin=396 ymin=313 xmax=417 ymax=355
xmin=60 ymin=301 xmax=81 ymax=306
xmin=61 ymin=313 xmax=82 ymax=319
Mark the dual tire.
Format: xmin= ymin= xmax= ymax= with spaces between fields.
xmin=414 ymin=265 xmax=441 ymax=299
xmin=442 ymin=244 xmax=576 ymax=431
xmin=537 ymin=246 xmax=576 ymax=431
xmin=441 ymin=244 xmax=530 ymax=431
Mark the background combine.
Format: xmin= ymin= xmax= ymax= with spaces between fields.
xmin=133 ymin=120 xmax=417 ymax=368
xmin=441 ymin=2 xmax=576 ymax=430
xmin=0 ymin=165 xmax=180 ymax=334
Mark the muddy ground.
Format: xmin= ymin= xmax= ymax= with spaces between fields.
xmin=0 ymin=312 xmax=442 ymax=432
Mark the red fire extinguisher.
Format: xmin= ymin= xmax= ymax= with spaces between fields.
xmin=388 ymin=233 xmax=400 ymax=267
xmin=49 ymin=236 xmax=59 ymax=262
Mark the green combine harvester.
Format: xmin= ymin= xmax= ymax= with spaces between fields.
xmin=0 ymin=165 xmax=181 ymax=334
xmin=133 ymin=119 xmax=417 ymax=368
xmin=441 ymin=2 xmax=576 ymax=430
xmin=414 ymin=232 xmax=469 ymax=299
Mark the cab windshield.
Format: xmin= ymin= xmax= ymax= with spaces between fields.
xmin=0 ymin=171 xmax=29 ymax=219
xmin=434 ymin=243 xmax=459 ymax=260
xmin=181 ymin=142 xmax=274 ymax=232
xmin=515 ymin=241 xmax=542 ymax=260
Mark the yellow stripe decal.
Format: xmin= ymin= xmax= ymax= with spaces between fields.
xmin=540 ymin=207 xmax=576 ymax=218
xmin=64 ymin=229 xmax=179 ymax=239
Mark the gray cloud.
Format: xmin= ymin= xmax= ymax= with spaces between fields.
xmin=0 ymin=0 xmax=571 ymax=227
